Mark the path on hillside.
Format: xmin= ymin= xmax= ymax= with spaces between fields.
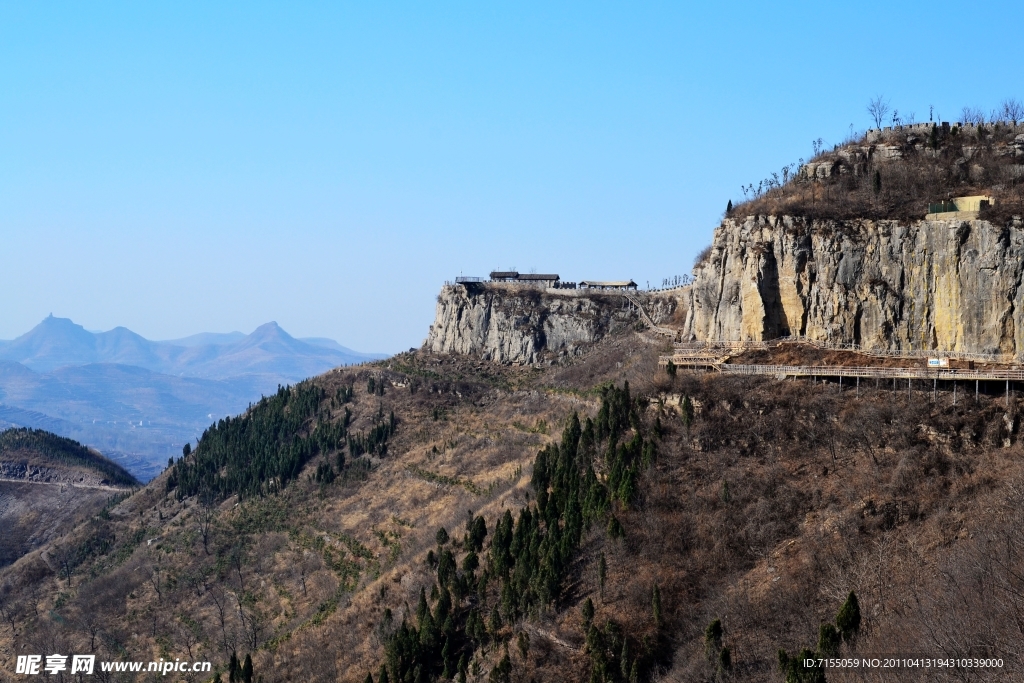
xmin=685 ymin=363 xmax=1024 ymax=382
xmin=0 ymin=476 xmax=131 ymax=492
xmin=672 ymin=337 xmax=1014 ymax=364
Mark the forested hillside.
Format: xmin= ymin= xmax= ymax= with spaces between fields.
xmin=0 ymin=428 xmax=138 ymax=487
xmin=1 ymin=334 xmax=1022 ymax=682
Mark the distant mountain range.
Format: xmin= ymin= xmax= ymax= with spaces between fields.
xmin=0 ymin=316 xmax=379 ymax=376
xmin=0 ymin=317 xmax=385 ymax=480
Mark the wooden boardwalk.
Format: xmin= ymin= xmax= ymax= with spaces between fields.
xmin=680 ymin=362 xmax=1024 ymax=383
xmin=671 ymin=337 xmax=1015 ymax=364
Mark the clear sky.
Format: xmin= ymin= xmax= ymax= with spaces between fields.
xmin=3 ymin=2 xmax=1022 ymax=353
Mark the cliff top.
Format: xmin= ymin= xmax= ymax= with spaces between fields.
xmin=729 ymin=120 xmax=1024 ymax=225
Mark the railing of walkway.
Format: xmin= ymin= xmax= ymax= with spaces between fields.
xmin=674 ymin=336 xmax=1016 ymax=364
xmin=622 ymin=294 xmax=676 ymax=338
xmin=694 ymin=363 xmax=1024 ymax=382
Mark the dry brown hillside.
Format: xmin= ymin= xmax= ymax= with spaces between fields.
xmin=1 ymin=329 xmax=1022 ymax=682
xmin=0 ymin=429 xmax=137 ymax=570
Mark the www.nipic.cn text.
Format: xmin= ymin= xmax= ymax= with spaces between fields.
xmin=15 ymin=654 xmax=213 ymax=676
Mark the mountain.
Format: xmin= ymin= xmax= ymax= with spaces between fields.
xmin=1 ymin=323 xmax=1022 ymax=682
xmin=0 ymin=361 xmax=295 ymax=481
xmin=160 ymin=331 xmax=247 ymax=346
xmin=0 ymin=318 xmax=387 ymax=479
xmin=0 ymin=428 xmax=136 ymax=568
xmin=0 ymin=316 xmax=384 ymax=376
xmin=0 ymin=427 xmax=138 ymax=488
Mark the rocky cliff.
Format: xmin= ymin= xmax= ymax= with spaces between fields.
xmin=425 ymin=283 xmax=683 ymax=364
xmin=685 ymin=214 xmax=1024 ymax=355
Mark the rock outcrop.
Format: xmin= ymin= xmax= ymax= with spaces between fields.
xmin=425 ymin=284 xmax=683 ymax=364
xmin=685 ymin=215 xmax=1024 ymax=355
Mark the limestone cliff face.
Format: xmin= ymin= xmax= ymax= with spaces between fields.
xmin=685 ymin=215 xmax=1024 ymax=355
xmin=425 ymin=284 xmax=682 ymax=364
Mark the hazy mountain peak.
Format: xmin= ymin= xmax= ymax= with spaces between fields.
xmin=249 ymin=321 xmax=289 ymax=339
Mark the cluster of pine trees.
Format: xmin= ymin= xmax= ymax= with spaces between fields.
xmin=0 ymin=427 xmax=138 ymax=487
xmin=348 ymin=403 xmax=397 ymax=457
xmin=167 ymin=381 xmax=395 ymax=501
xmin=369 ymin=383 xmax=664 ymax=683
xmin=778 ymin=592 xmax=861 ymax=683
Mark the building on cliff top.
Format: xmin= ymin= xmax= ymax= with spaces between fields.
xmin=489 ymin=271 xmax=520 ymax=281
xmin=579 ymin=280 xmax=638 ymax=290
xmin=488 ymin=271 xmax=561 ymax=287
xmin=926 ymin=195 xmax=994 ymax=220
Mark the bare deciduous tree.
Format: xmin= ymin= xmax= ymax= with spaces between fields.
xmin=293 ymin=549 xmax=321 ymax=597
xmin=49 ymin=541 xmax=76 ymax=587
xmin=867 ymin=95 xmax=890 ymax=128
xmin=177 ymin=613 xmax=203 ymax=659
xmin=961 ymin=106 xmax=985 ymax=125
xmin=207 ymin=584 xmax=234 ymax=655
xmin=197 ymin=488 xmax=217 ymax=555
xmin=1002 ymin=98 xmax=1024 ymax=125
xmin=148 ymin=553 xmax=164 ymax=604
xmin=0 ymin=582 xmax=18 ymax=635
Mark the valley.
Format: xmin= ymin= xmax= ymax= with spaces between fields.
xmin=0 ymin=318 xmax=384 ymax=481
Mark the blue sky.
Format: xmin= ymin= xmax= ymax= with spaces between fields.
xmin=2 ymin=2 xmax=1022 ymax=353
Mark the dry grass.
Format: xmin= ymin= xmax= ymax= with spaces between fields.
xmin=731 ymin=125 xmax=1024 ymax=225
xmin=2 ymin=338 xmax=1024 ymax=682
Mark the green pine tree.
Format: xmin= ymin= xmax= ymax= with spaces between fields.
xmin=681 ymin=396 xmax=694 ymax=431
xmin=417 ymin=587 xmax=429 ymax=626
xmin=488 ymin=604 xmax=503 ymax=635
xmin=441 ymin=639 xmax=452 ymax=678
xmin=778 ymin=648 xmax=825 ymax=683
xmin=582 ymin=597 xmax=595 ymax=629
xmin=705 ymin=618 xmax=723 ymax=652
xmin=836 ymin=591 xmax=861 ymax=644
xmin=818 ymin=623 xmax=841 ymax=656
xmin=607 ymin=515 xmax=623 ymax=539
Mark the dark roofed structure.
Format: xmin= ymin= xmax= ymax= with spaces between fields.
xmin=579 ymin=280 xmax=638 ymax=290
xmin=488 ymin=271 xmax=560 ymax=287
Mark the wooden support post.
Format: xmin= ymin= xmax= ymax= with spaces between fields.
xmin=954 ymin=381 xmax=957 ymax=406
xmin=1007 ymin=379 xmax=1010 ymax=408
xmin=908 ymin=377 xmax=911 ymax=400
xmin=839 ymin=376 xmax=842 ymax=393
xmin=933 ymin=377 xmax=937 ymax=401
xmin=857 ymin=376 xmax=860 ymax=396
xmin=977 ymin=379 xmax=980 ymax=402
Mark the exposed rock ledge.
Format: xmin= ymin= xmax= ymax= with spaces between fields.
xmin=684 ymin=215 xmax=1024 ymax=355
xmin=425 ymin=283 xmax=684 ymax=365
